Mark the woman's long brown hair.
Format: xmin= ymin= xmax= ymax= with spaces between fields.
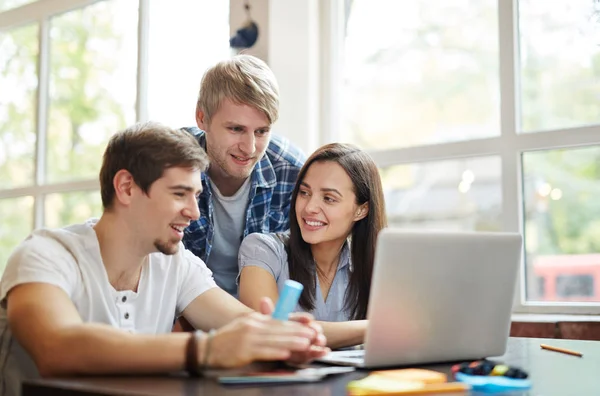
xmin=285 ymin=143 xmax=387 ymax=320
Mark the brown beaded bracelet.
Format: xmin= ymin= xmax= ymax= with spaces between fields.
xmin=185 ymin=329 xmax=217 ymax=376
xmin=185 ymin=330 xmax=204 ymax=377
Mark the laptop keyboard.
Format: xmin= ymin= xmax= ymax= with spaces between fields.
xmin=338 ymin=351 xmax=366 ymax=358
xmin=315 ymin=350 xmax=365 ymax=366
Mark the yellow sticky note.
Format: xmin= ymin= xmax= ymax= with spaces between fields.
xmin=347 ymin=375 xmax=425 ymax=395
xmin=371 ymin=368 xmax=447 ymax=384
xmin=347 ymin=374 xmax=470 ymax=395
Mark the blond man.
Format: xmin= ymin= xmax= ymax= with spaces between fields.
xmin=182 ymin=55 xmax=305 ymax=297
xmin=0 ymin=122 xmax=326 ymax=396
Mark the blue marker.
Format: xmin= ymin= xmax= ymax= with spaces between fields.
xmin=272 ymin=280 xmax=304 ymax=320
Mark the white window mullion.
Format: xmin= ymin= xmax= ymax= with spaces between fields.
xmin=318 ymin=0 xmax=344 ymax=146
xmin=33 ymin=17 xmax=50 ymax=229
xmin=498 ymin=0 xmax=536 ymax=314
xmin=497 ymin=0 xmax=521 ymax=231
xmin=136 ymin=0 xmax=149 ymax=122
xmin=0 ymin=181 xmax=100 ymax=200
xmin=368 ymin=137 xmax=502 ymax=168
xmin=367 ymin=123 xmax=600 ymax=170
xmin=0 ymin=0 xmax=102 ymax=31
xmin=497 ymin=0 xmax=524 ymax=317
xmin=34 ymin=194 xmax=46 ymax=228
xmin=515 ymin=125 xmax=600 ymax=151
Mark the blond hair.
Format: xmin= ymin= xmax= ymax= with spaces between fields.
xmin=196 ymin=55 xmax=279 ymax=125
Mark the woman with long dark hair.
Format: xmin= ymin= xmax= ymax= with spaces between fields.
xmin=238 ymin=143 xmax=387 ymax=348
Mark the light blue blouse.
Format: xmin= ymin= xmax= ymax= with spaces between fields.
xmin=238 ymin=232 xmax=352 ymax=321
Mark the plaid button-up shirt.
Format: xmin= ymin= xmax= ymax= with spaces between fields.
xmin=181 ymin=127 xmax=306 ymax=264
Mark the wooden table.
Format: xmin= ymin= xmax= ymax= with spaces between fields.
xmin=23 ymin=337 xmax=599 ymax=395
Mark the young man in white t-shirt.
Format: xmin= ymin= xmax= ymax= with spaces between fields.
xmin=0 ymin=122 xmax=327 ymax=396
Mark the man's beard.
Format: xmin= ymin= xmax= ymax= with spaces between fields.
xmin=154 ymin=238 xmax=180 ymax=255
xmin=208 ymin=147 xmax=254 ymax=180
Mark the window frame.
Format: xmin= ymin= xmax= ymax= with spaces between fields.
xmin=321 ymin=0 xmax=600 ymax=315
xmin=0 ymin=0 xmax=150 ymax=228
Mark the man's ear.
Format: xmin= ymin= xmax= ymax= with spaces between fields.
xmin=196 ymin=108 xmax=208 ymax=131
xmin=354 ymin=202 xmax=369 ymax=222
xmin=113 ymin=169 xmax=136 ymax=207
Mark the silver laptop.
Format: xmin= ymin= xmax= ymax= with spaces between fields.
xmin=317 ymin=228 xmax=522 ymax=368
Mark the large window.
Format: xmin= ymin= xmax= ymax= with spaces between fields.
xmin=523 ymin=147 xmax=600 ymax=303
xmin=334 ymin=0 xmax=600 ymax=313
xmin=341 ymin=0 xmax=500 ymax=149
xmin=382 ymin=157 xmax=502 ymax=231
xmin=0 ymin=0 xmax=229 ymax=272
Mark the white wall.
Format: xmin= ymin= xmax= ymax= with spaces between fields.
xmin=229 ymin=0 xmax=269 ymax=62
xmin=229 ymin=0 xmax=321 ymax=155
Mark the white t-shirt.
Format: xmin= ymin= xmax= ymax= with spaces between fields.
xmin=0 ymin=219 xmax=217 ymax=396
xmin=207 ymin=177 xmax=251 ymax=297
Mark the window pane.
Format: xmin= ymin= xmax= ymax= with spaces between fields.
xmin=0 ymin=196 xmax=33 ymax=274
xmin=341 ymin=0 xmax=499 ymax=150
xmin=0 ymin=23 xmax=37 ymax=188
xmin=523 ymin=146 xmax=600 ymax=302
xmin=518 ymin=0 xmax=600 ymax=132
xmin=47 ymin=0 xmax=137 ymax=184
xmin=0 ymin=0 xmax=36 ymax=13
xmin=381 ymin=157 xmax=501 ymax=231
xmin=147 ymin=1 xmax=229 ymax=127
xmin=45 ymin=191 xmax=102 ymax=228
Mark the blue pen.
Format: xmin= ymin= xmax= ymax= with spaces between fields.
xmin=272 ymin=280 xmax=304 ymax=320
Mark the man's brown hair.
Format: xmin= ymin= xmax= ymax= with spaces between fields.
xmin=99 ymin=121 xmax=209 ymax=209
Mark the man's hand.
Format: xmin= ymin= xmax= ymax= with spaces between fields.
xmin=259 ymin=297 xmax=329 ymax=364
xmin=205 ymin=297 xmax=328 ymax=368
xmin=205 ymin=312 xmax=314 ymax=368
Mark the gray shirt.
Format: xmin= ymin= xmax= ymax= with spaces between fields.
xmin=238 ymin=233 xmax=352 ymax=321
xmin=207 ymin=178 xmax=251 ymax=297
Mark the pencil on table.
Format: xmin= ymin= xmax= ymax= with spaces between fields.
xmin=540 ymin=343 xmax=583 ymax=357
